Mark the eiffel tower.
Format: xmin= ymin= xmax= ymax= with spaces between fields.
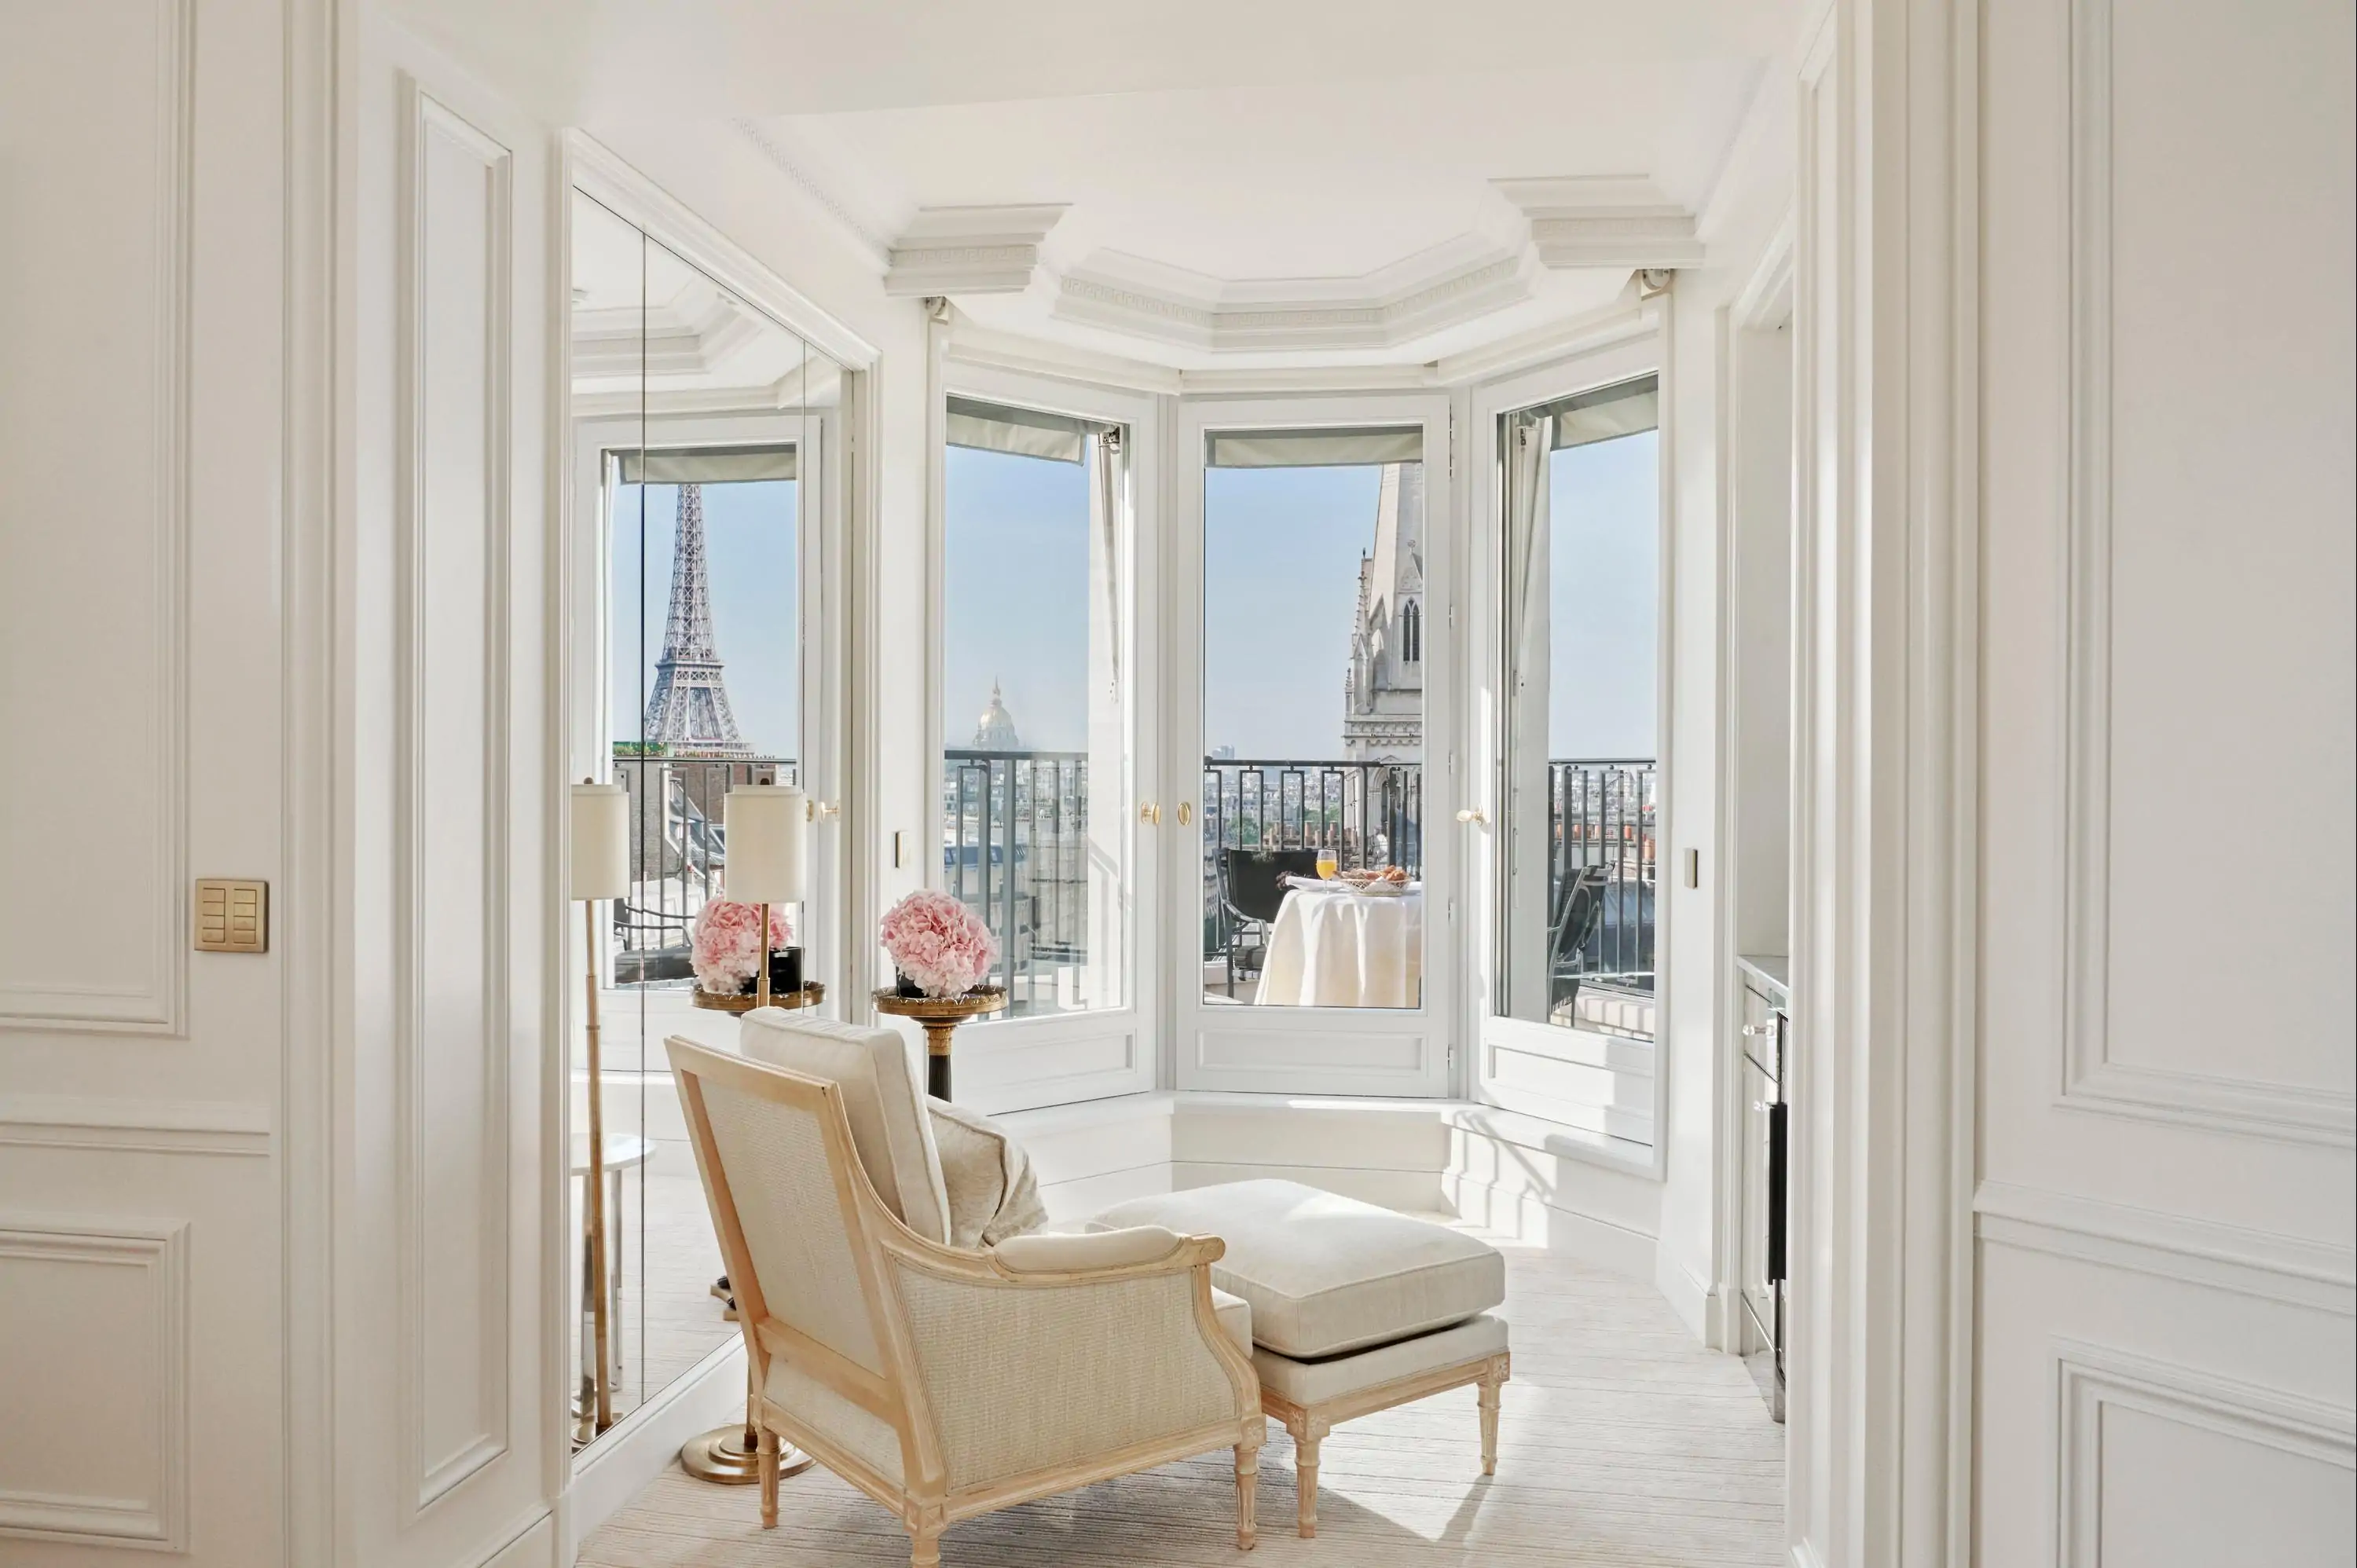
xmin=641 ymin=483 xmax=753 ymax=757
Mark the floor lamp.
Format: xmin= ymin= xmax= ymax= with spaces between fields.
xmin=681 ymin=782 xmax=815 ymax=1485
xmin=570 ymin=782 xmax=630 ymax=1441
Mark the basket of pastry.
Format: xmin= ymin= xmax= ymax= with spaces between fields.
xmin=1338 ymin=864 xmax=1411 ymax=896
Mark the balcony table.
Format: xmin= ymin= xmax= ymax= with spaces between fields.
xmin=1255 ymin=883 xmax=1424 ymax=1009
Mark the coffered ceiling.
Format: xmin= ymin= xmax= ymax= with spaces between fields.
xmin=392 ymin=0 xmax=1803 ymax=369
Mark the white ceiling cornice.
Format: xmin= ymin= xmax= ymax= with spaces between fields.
xmin=1494 ymin=175 xmax=1705 ymax=269
xmin=884 ymin=204 xmax=1070 ymax=297
xmin=1051 ymin=238 xmax=1538 ymax=353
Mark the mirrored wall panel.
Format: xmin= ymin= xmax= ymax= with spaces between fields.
xmin=568 ymin=189 xmax=841 ymax=1449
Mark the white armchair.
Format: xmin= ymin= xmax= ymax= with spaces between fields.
xmin=668 ymin=1035 xmax=1263 ymax=1566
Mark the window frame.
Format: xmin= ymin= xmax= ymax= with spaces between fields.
xmin=1467 ymin=326 xmax=1673 ymax=1173
xmin=929 ymin=361 xmax=1162 ymax=1114
xmin=1171 ymin=390 xmax=1458 ymax=1099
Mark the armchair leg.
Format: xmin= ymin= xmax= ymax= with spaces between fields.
xmin=1233 ymin=1441 xmax=1259 ymax=1551
xmin=756 ymin=1428 xmax=779 ymax=1528
xmin=907 ymin=1510 xmax=945 ymax=1568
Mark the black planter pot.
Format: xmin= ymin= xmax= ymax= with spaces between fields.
xmin=893 ymin=970 xmax=926 ymax=998
xmin=768 ymin=944 xmax=804 ymax=995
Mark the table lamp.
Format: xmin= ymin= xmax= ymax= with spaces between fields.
xmin=724 ymin=784 xmax=806 ymax=1009
xmin=569 ymin=782 xmax=629 ymax=1437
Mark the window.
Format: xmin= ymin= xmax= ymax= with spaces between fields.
xmin=1497 ymin=376 xmax=1662 ymax=1046
xmin=940 ymin=396 xmax=1129 ymax=1018
xmin=1198 ymin=425 xmax=1427 ymax=1013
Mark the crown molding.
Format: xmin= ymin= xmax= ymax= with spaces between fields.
xmin=731 ymin=119 xmax=895 ymax=272
xmin=1052 ymin=240 xmax=1537 ymax=353
xmin=1495 ymin=175 xmax=1706 ymax=269
xmin=885 ymin=203 xmax=1069 ymax=297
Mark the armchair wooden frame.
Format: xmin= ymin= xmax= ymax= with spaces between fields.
xmin=668 ymin=1037 xmax=1265 ymax=1566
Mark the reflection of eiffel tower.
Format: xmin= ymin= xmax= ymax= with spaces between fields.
xmin=642 ymin=483 xmax=753 ymax=757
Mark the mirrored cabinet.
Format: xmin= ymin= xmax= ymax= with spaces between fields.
xmin=566 ymin=186 xmax=843 ymax=1452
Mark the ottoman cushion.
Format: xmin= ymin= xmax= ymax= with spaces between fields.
xmin=1253 ymin=1312 xmax=1508 ymax=1408
xmin=1091 ymin=1179 xmax=1504 ymax=1359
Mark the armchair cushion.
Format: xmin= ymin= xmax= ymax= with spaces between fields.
xmin=739 ymin=1009 xmax=952 ymax=1245
xmin=928 ymin=1097 xmax=1049 ymax=1248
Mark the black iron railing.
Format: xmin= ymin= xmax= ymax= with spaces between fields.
xmin=1198 ymin=760 xmax=1423 ymax=968
xmin=941 ymin=749 xmax=1093 ymax=1013
xmin=610 ymin=751 xmax=797 ymax=986
xmin=1546 ymin=759 xmax=1658 ymax=991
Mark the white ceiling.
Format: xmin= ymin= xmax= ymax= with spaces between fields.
xmin=394 ymin=0 xmax=1802 ymax=370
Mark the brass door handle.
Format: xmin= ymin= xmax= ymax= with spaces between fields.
xmin=1456 ymin=808 xmax=1488 ymax=826
xmin=1177 ymin=802 xmax=1194 ymax=826
xmin=1138 ymin=802 xmax=1162 ymax=826
xmin=807 ymin=799 xmax=840 ymax=822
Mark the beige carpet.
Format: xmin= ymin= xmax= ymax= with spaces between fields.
xmin=578 ymin=1233 xmax=1786 ymax=1567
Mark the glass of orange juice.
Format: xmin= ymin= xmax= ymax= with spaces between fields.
xmin=1315 ymin=846 xmax=1339 ymax=880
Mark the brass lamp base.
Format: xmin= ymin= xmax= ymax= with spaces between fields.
xmin=680 ymin=1423 xmax=813 ymax=1485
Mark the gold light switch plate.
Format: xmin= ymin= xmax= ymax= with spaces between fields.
xmin=195 ymin=879 xmax=268 ymax=953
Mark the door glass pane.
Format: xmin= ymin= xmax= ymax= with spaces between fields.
xmin=1200 ymin=441 xmax=1425 ymax=1009
xmin=940 ymin=401 xmax=1127 ymax=1017
xmin=1497 ymin=379 xmax=1661 ymax=1040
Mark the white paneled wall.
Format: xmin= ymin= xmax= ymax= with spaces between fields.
xmin=0 ymin=0 xmax=293 ymax=1563
xmin=1974 ymin=0 xmax=2355 ymax=1563
xmin=346 ymin=13 xmax=557 ymax=1566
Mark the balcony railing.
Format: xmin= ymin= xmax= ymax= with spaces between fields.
xmin=915 ymin=752 xmax=1655 ymax=1006
xmin=941 ymin=749 xmax=1093 ymax=1012
xmin=1546 ymin=759 xmax=1658 ymax=991
xmin=610 ymin=750 xmax=797 ymax=986
xmin=1198 ymin=759 xmax=1423 ymax=966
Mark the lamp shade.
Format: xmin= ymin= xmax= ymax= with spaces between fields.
xmin=570 ymin=783 xmax=631 ymax=900
xmin=724 ymin=784 xmax=806 ymax=904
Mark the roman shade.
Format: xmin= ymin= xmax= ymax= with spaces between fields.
xmin=616 ymin=442 xmax=797 ymax=483
xmin=1204 ymin=425 xmax=1424 ymax=470
xmin=1516 ymin=374 xmax=1659 ymax=450
xmin=946 ymin=395 xmax=1109 ymax=463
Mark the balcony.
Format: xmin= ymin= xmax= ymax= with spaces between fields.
xmin=937 ymin=751 xmax=1658 ymax=1013
xmin=610 ymin=749 xmax=798 ymax=986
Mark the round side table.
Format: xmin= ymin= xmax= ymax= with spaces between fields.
xmin=871 ymin=987 xmax=1007 ymax=1100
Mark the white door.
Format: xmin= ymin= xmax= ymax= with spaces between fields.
xmin=1171 ymin=394 xmax=1456 ymax=1097
xmin=1969 ymin=0 xmax=2354 ymax=1562
xmin=929 ymin=367 xmax=1159 ymax=1116
xmin=1465 ymin=346 xmax=1670 ymax=1156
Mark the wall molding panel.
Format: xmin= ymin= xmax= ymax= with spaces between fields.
xmin=2055 ymin=0 xmax=2355 ymax=1149
xmin=2055 ymin=1339 xmax=2356 ymax=1567
xmin=0 ymin=0 xmax=193 ymax=1035
xmin=0 ymin=1095 xmax=270 ymax=1158
xmin=1976 ymin=1181 xmax=2355 ymax=1317
xmin=393 ymin=75 xmax=515 ymax=1515
xmin=0 ymin=1214 xmax=190 ymax=1550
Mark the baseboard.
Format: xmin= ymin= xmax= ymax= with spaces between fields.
xmin=477 ymin=1511 xmax=555 ymax=1568
xmin=1655 ymin=1255 xmax=1717 ymax=1344
xmin=563 ymin=1336 xmax=748 ymax=1557
xmin=1038 ymin=1163 xmax=1171 ymax=1221
xmin=1443 ymin=1169 xmax=1658 ymax=1281
xmin=1171 ymin=1160 xmax=1447 ymax=1212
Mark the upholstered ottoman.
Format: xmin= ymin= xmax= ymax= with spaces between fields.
xmin=1092 ymin=1180 xmax=1510 ymax=1537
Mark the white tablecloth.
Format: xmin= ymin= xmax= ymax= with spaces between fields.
xmin=1255 ymin=886 xmax=1424 ymax=1008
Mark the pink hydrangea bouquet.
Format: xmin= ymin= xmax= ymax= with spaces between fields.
xmin=879 ymin=890 xmax=997 ymax=998
xmin=689 ymin=899 xmax=794 ymax=995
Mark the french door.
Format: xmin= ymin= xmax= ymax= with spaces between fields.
xmin=1169 ymin=394 xmax=1457 ymax=1097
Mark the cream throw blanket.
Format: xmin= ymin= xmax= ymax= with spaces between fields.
xmin=926 ymin=1098 xmax=1048 ymax=1248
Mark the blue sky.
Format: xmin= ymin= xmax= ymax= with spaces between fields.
xmin=610 ymin=478 xmax=800 ymax=758
xmin=607 ymin=430 xmax=1659 ymax=767
xmin=1547 ymin=430 xmax=1659 ymax=759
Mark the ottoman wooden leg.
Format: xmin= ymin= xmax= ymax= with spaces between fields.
xmin=1478 ymin=1368 xmax=1503 ymax=1476
xmin=1295 ymin=1432 xmax=1321 ymax=1537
